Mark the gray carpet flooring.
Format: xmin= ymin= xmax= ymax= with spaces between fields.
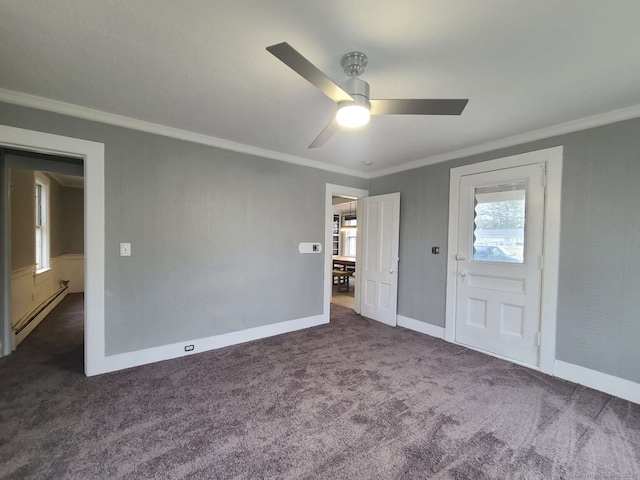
xmin=1 ymin=294 xmax=639 ymax=479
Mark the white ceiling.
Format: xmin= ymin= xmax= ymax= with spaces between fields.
xmin=1 ymin=1 xmax=640 ymax=175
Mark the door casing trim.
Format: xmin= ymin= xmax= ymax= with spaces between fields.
xmin=324 ymin=184 xmax=369 ymax=319
xmin=445 ymin=146 xmax=563 ymax=375
xmin=0 ymin=124 xmax=105 ymax=376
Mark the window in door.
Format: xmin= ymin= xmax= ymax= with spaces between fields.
xmin=35 ymin=173 xmax=50 ymax=271
xmin=473 ymin=181 xmax=525 ymax=263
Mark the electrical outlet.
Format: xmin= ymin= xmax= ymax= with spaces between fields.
xmin=184 ymin=345 xmax=194 ymax=352
xmin=432 ymin=246 xmax=440 ymax=255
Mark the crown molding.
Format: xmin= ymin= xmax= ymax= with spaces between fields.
xmin=4 ymin=88 xmax=640 ymax=181
xmin=368 ymin=103 xmax=640 ymax=178
xmin=0 ymin=88 xmax=368 ymax=179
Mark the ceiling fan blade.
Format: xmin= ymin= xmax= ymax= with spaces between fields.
xmin=267 ymin=42 xmax=354 ymax=103
xmin=370 ymin=99 xmax=469 ymax=116
xmin=309 ymin=117 xmax=340 ymax=149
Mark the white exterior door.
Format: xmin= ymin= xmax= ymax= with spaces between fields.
xmin=360 ymin=193 xmax=400 ymax=326
xmin=454 ymin=164 xmax=545 ymax=367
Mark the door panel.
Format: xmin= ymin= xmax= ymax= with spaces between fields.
xmin=360 ymin=192 xmax=400 ymax=326
xmin=455 ymin=164 xmax=545 ymax=366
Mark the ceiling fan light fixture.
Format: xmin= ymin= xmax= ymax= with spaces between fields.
xmin=336 ymin=77 xmax=371 ymax=128
xmin=336 ymin=103 xmax=370 ymax=128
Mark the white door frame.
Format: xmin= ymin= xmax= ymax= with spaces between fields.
xmin=0 ymin=124 xmax=105 ymax=376
xmin=324 ymin=183 xmax=368 ymax=319
xmin=445 ymin=146 xmax=563 ymax=375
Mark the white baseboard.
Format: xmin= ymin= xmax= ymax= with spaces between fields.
xmin=554 ymin=360 xmax=640 ymax=405
xmin=397 ymin=315 xmax=445 ymax=339
xmin=14 ymin=289 xmax=68 ymax=347
xmin=396 ymin=315 xmax=639 ymax=405
xmin=92 ymin=314 xmax=328 ymax=376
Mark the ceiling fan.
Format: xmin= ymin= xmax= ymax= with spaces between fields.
xmin=266 ymin=42 xmax=469 ymax=149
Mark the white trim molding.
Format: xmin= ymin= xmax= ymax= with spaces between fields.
xmin=445 ymin=146 xmax=563 ymax=376
xmin=0 ymin=88 xmax=365 ymax=179
xmin=555 ymin=360 xmax=640 ymax=405
xmin=3 ymin=88 xmax=640 ymax=181
xmin=325 ymin=183 xmax=369 ymax=318
xmin=370 ymin=104 xmax=640 ymax=178
xmin=95 ymin=314 xmax=328 ymax=376
xmin=0 ymin=124 xmax=104 ymax=376
xmin=397 ymin=315 xmax=445 ymax=339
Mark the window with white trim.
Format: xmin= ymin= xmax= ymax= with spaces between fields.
xmin=341 ymin=215 xmax=357 ymax=257
xmin=35 ymin=173 xmax=50 ymax=271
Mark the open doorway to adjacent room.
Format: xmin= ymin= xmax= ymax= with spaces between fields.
xmin=2 ymin=148 xmax=85 ymax=368
xmin=324 ymin=184 xmax=367 ymax=318
xmin=331 ymin=195 xmax=358 ymax=309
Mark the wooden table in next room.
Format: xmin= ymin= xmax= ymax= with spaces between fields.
xmin=332 ymin=256 xmax=356 ymax=292
xmin=332 ymin=256 xmax=355 ymax=271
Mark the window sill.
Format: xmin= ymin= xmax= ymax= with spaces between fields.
xmin=34 ymin=267 xmax=51 ymax=276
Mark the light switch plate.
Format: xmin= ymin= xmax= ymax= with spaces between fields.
xmin=120 ymin=243 xmax=131 ymax=256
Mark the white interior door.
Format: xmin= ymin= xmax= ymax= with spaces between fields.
xmin=360 ymin=192 xmax=400 ymax=326
xmin=454 ymin=164 xmax=545 ymax=367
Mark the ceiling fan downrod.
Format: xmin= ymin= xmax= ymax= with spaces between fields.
xmin=341 ymin=51 xmax=368 ymax=77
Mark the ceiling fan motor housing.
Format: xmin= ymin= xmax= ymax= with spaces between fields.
xmin=338 ymin=77 xmax=371 ymax=111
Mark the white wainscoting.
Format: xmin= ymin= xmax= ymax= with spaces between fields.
xmin=63 ymin=254 xmax=85 ymax=293
xmin=10 ymin=265 xmax=36 ymax=329
xmin=11 ymin=254 xmax=84 ymax=331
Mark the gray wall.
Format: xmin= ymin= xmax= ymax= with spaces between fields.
xmin=369 ymin=117 xmax=640 ymax=384
xmin=0 ymin=102 xmax=367 ymax=356
xmin=9 ymin=168 xmax=34 ymax=270
xmin=4 ymin=100 xmax=637 ymax=384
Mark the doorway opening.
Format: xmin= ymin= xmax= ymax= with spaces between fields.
xmin=0 ymin=125 xmax=104 ymax=376
xmin=331 ymin=196 xmax=358 ymax=309
xmin=324 ymin=184 xmax=368 ymax=320
xmin=3 ymin=148 xmax=85 ymax=357
xmin=445 ymin=146 xmax=563 ymax=375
